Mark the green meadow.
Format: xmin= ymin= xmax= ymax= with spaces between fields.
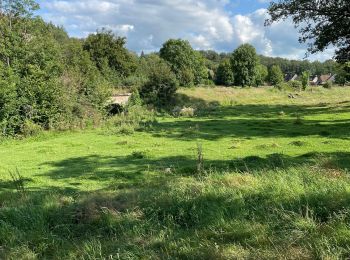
xmin=1 ymin=86 xmax=350 ymax=259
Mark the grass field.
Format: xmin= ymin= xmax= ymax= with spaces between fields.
xmin=1 ymin=86 xmax=350 ymax=259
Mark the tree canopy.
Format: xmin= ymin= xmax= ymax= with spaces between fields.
xmin=269 ymin=65 xmax=284 ymax=86
xmin=83 ymin=29 xmax=137 ymax=79
xmin=266 ymin=0 xmax=350 ymax=62
xmin=159 ymin=39 xmax=208 ymax=86
xmin=231 ymin=44 xmax=259 ymax=87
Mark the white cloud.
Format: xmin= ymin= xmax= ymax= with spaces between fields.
xmin=39 ymin=0 xmax=334 ymax=61
xmin=229 ymin=8 xmax=334 ymax=61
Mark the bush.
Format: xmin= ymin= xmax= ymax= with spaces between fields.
xmin=301 ymin=71 xmax=310 ymax=90
xmin=323 ymin=81 xmax=333 ymax=89
xmin=173 ymin=106 xmax=195 ymax=117
xmin=140 ymin=59 xmax=178 ymax=108
xmin=275 ymin=82 xmax=292 ymax=91
xmin=288 ymin=80 xmax=303 ymax=90
xmin=127 ymin=90 xmax=143 ymax=108
xmin=107 ymin=105 xmax=155 ymax=134
xmin=20 ymin=120 xmax=43 ymax=137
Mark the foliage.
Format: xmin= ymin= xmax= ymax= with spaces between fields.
xmin=301 ymin=71 xmax=310 ymax=90
xmin=107 ymin=105 xmax=155 ymax=134
xmin=159 ymin=39 xmax=208 ymax=86
xmin=323 ymin=81 xmax=333 ymax=89
xmin=83 ymin=29 xmax=137 ymax=79
xmin=140 ymin=56 xmax=178 ymax=107
xmin=0 ymin=3 xmax=111 ymax=136
xmin=275 ymin=82 xmax=291 ymax=91
xmin=288 ymin=80 xmax=303 ymax=91
xmin=231 ymin=44 xmax=259 ymax=87
xmin=269 ymin=65 xmax=284 ymax=86
xmin=255 ymin=64 xmax=268 ymax=86
xmin=127 ymin=90 xmax=143 ymax=107
xmin=266 ymin=0 xmax=350 ymax=62
xmin=335 ymin=62 xmax=350 ymax=85
xmin=215 ymin=59 xmax=234 ymax=86
xmin=173 ymin=106 xmax=196 ymax=117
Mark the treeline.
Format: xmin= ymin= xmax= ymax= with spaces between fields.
xmin=201 ymin=50 xmax=339 ymax=77
xmin=1 ymin=0 xmax=349 ymax=136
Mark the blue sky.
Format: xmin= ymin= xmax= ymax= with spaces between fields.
xmin=36 ymin=0 xmax=334 ymax=61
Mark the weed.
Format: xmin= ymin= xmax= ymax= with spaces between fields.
xmin=196 ymin=143 xmax=204 ymax=174
xmin=9 ymin=169 xmax=26 ymax=196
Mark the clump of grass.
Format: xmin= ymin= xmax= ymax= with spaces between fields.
xmin=106 ymin=105 xmax=155 ymax=135
xmin=255 ymin=142 xmax=280 ymax=150
xmin=9 ymin=169 xmax=26 ymax=196
xmin=131 ymin=151 xmax=147 ymax=159
xmin=289 ymin=140 xmax=308 ymax=147
xmin=173 ymin=106 xmax=196 ymax=117
xmin=196 ymin=143 xmax=204 ymax=174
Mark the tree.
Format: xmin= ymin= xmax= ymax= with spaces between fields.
xmin=301 ymin=71 xmax=310 ymax=90
xmin=335 ymin=62 xmax=350 ymax=85
xmin=140 ymin=56 xmax=178 ymax=107
xmin=0 ymin=0 xmax=39 ymax=67
xmin=216 ymin=58 xmax=234 ymax=86
xmin=255 ymin=64 xmax=268 ymax=86
xmin=231 ymin=44 xmax=259 ymax=87
xmin=269 ymin=65 xmax=284 ymax=86
xmin=266 ymin=0 xmax=350 ymax=62
xmin=159 ymin=39 xmax=207 ymax=86
xmin=83 ymin=29 xmax=137 ymax=79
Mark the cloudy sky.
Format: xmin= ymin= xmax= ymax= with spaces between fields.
xmin=37 ymin=0 xmax=334 ymax=61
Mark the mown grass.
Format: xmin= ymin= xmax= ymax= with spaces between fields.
xmin=1 ymin=86 xmax=350 ymax=259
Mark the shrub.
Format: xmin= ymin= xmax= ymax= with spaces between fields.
xmin=323 ymin=81 xmax=333 ymax=89
xmin=127 ymin=90 xmax=143 ymax=107
xmin=20 ymin=120 xmax=43 ymax=137
xmin=173 ymin=106 xmax=196 ymax=117
xmin=288 ymin=80 xmax=303 ymax=90
xmin=107 ymin=105 xmax=155 ymax=134
xmin=275 ymin=82 xmax=292 ymax=91
xmin=301 ymin=71 xmax=310 ymax=90
xmin=140 ymin=59 xmax=178 ymax=108
xmin=255 ymin=64 xmax=268 ymax=86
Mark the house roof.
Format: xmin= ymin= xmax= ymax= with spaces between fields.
xmin=285 ymin=74 xmax=298 ymax=81
xmin=319 ymin=74 xmax=332 ymax=83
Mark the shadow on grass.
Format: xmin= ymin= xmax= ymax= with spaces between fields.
xmin=150 ymin=117 xmax=350 ymax=141
xmin=155 ymin=94 xmax=350 ymax=141
xmin=32 ymin=151 xmax=350 ymax=188
xmin=1 ymin=153 xmax=350 ymax=258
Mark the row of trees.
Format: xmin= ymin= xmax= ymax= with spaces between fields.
xmin=201 ymin=51 xmax=339 ymax=77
